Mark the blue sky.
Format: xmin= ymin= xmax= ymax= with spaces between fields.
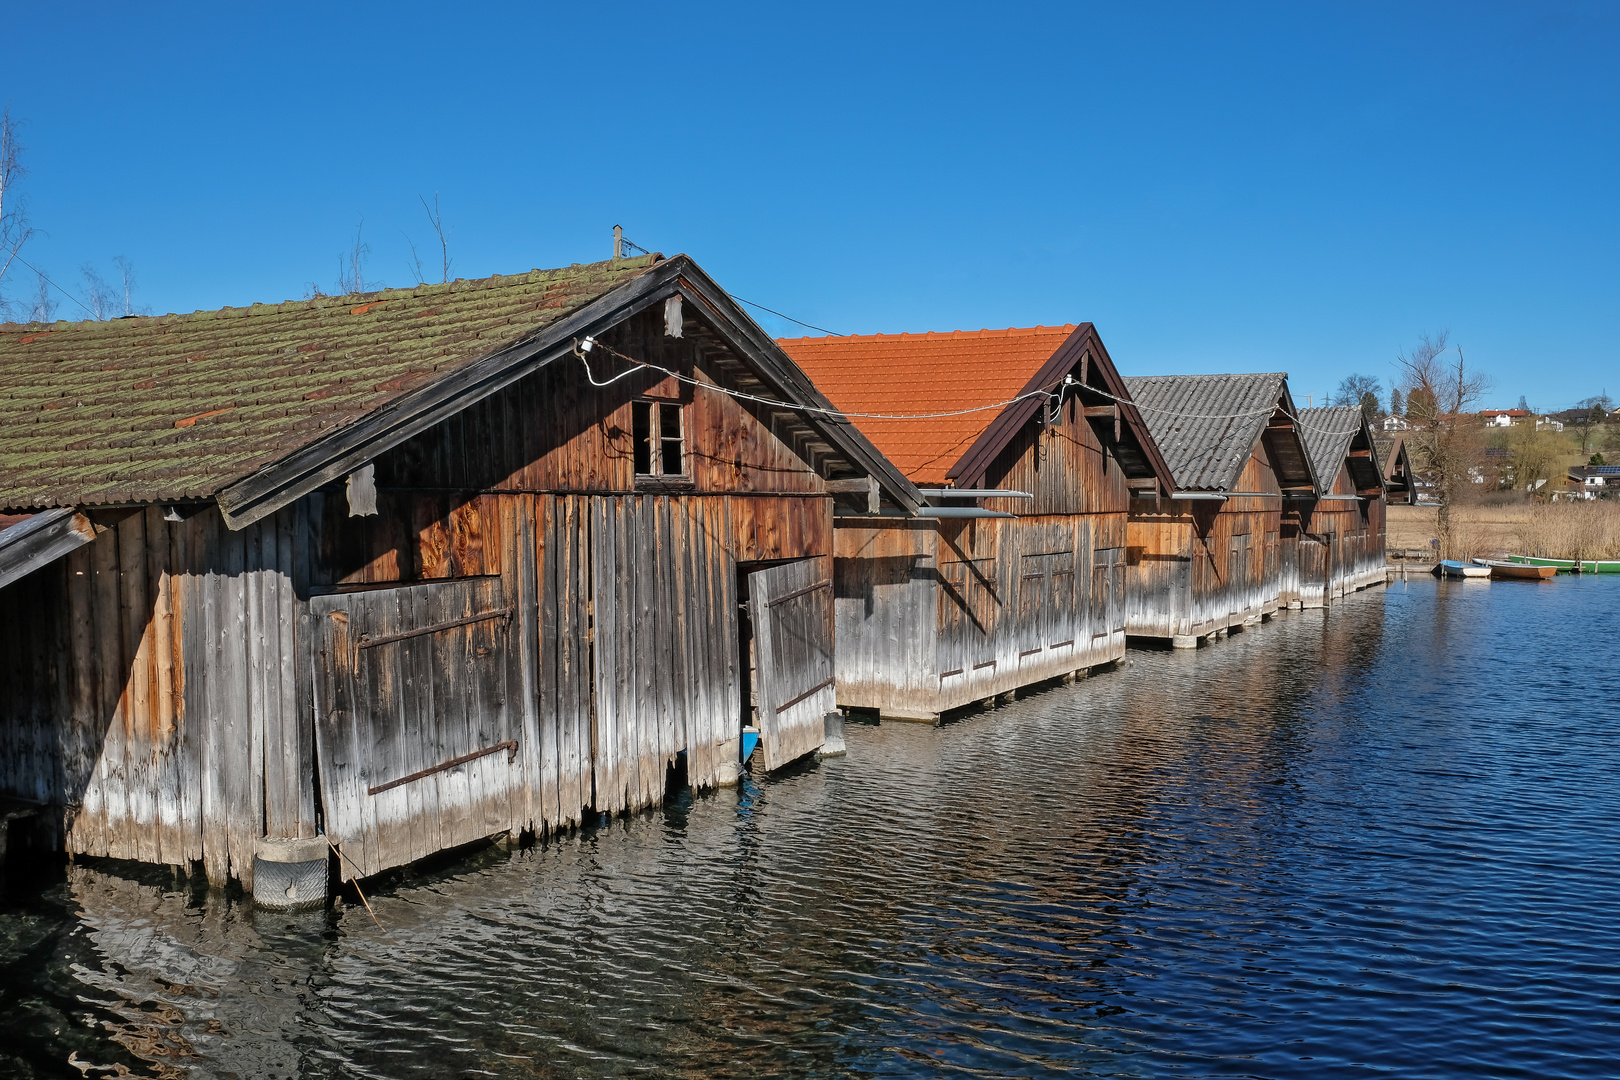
xmin=3 ymin=1 xmax=1616 ymax=410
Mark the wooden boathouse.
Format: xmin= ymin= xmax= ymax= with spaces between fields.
xmin=1294 ymin=406 xmax=1388 ymax=604
xmin=1120 ymin=373 xmax=1317 ymax=647
xmin=0 ymin=253 xmax=921 ymax=890
xmin=779 ymin=325 xmax=1175 ymax=722
xmin=1373 ymin=432 xmax=1416 ymax=505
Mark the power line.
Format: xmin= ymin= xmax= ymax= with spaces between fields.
xmin=579 ymin=336 xmax=1368 ymax=436
xmin=577 ymin=338 xmax=1053 ymax=419
xmin=728 ymin=295 xmax=845 ymax=337
xmin=2 ymin=249 xmax=98 ymax=319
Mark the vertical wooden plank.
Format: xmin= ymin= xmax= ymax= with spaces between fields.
xmin=64 ymin=545 xmax=103 ymax=857
xmin=144 ymin=508 xmax=180 ymax=865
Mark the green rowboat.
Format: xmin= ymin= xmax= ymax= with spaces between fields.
xmin=1507 ymin=555 xmax=1620 ymax=574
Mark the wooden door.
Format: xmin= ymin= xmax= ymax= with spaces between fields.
xmin=312 ymin=577 xmax=520 ymax=880
xmin=1228 ymin=533 xmax=1251 ymax=618
xmin=748 ymin=558 xmax=833 ymax=771
xmin=1092 ymin=546 xmax=1125 ymax=636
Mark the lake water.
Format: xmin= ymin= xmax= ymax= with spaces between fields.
xmin=3 ymin=575 xmax=1618 ymax=1079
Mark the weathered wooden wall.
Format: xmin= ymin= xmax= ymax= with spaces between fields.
xmin=832 ymin=399 xmax=1132 ymax=719
xmin=0 ymin=506 xmax=307 ymax=887
xmin=1298 ymin=461 xmax=1387 ymax=605
xmin=1 ymin=304 xmax=840 ymax=885
xmin=1124 ymin=441 xmax=1286 ymax=641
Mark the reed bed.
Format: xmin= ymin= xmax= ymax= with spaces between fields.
xmin=1514 ymin=500 xmax=1620 ymax=560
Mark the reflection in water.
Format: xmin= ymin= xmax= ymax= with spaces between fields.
xmin=4 ymin=576 xmax=1620 ymax=1078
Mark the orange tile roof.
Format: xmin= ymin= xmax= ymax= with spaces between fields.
xmin=777 ymin=326 xmax=1076 ymax=484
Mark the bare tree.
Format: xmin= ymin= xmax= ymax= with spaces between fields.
xmin=27 ymin=269 xmax=55 ymax=323
xmin=405 ymin=194 xmax=453 ymax=286
xmin=80 ymin=263 xmax=120 ymax=320
xmin=1396 ymin=330 xmax=1492 ymax=559
xmin=0 ymin=106 xmax=36 ymax=319
xmin=112 ymin=255 xmax=139 ymax=316
xmin=1569 ymin=394 xmax=1613 ymax=454
xmin=1333 ymin=373 xmax=1384 ymax=426
xmin=336 ymin=219 xmax=381 ymax=295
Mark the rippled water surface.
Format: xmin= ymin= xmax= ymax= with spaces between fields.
xmin=4 ymin=575 xmax=1619 ymax=1079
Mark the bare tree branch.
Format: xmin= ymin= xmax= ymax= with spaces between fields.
xmin=1395 ymin=330 xmax=1493 ymax=558
xmin=80 ymin=263 xmax=119 ymax=320
xmin=26 ymin=269 xmax=55 ymax=323
xmin=0 ymin=105 xmax=38 ymax=318
xmin=421 ymin=193 xmax=451 ymax=284
xmin=336 ymin=219 xmax=381 ymax=295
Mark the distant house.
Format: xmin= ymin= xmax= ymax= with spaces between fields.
xmin=1480 ymin=409 xmax=1529 ymax=427
xmin=1568 ymin=464 xmax=1620 ymax=499
xmin=1536 ymin=416 xmax=1565 ymax=432
xmin=1381 ymin=414 xmax=1410 ymax=432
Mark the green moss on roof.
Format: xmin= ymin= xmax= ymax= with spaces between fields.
xmin=0 ymin=255 xmax=662 ymax=510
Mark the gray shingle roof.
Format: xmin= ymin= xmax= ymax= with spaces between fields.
xmin=1121 ymin=373 xmax=1289 ymax=491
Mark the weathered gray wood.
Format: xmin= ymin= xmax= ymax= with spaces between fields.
xmin=749 ymin=558 xmax=833 ymax=770
xmin=0 ymin=508 xmax=96 ymax=591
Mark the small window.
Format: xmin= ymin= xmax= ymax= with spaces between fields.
xmin=632 ymin=399 xmax=686 ymax=479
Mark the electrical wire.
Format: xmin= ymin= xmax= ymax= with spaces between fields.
xmin=579 ymin=336 xmax=1368 ymax=436
xmin=3 ymin=249 xmax=98 ymax=318
xmin=576 ymin=338 xmax=1058 ymax=420
xmin=727 ymin=295 xmax=845 ymax=337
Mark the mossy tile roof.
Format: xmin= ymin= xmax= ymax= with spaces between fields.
xmin=0 ymin=255 xmax=660 ymax=510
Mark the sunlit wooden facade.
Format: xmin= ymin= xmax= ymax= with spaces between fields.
xmin=1294 ymin=407 xmax=1388 ymax=605
xmin=1121 ymin=374 xmax=1317 ymax=646
xmin=0 ymin=255 xmax=918 ymax=886
xmin=784 ymin=326 xmax=1173 ymax=721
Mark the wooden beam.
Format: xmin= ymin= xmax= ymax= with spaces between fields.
xmin=1083 ymin=405 xmax=1118 ymax=420
xmin=0 ymin=507 xmax=97 ymax=591
xmin=826 ymin=476 xmax=880 ymax=514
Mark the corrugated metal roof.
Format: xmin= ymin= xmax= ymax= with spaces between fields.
xmin=1295 ymin=406 xmax=1365 ymax=484
xmin=1121 ymin=373 xmax=1288 ymax=491
xmin=0 ymin=256 xmax=661 ymax=511
xmin=779 ymin=326 xmax=1077 ymax=484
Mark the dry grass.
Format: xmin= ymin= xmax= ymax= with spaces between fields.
xmin=1513 ymin=500 xmax=1620 ymax=560
xmin=1387 ymin=501 xmax=1620 ymax=560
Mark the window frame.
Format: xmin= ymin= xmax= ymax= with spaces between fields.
xmin=631 ymin=397 xmax=691 ymax=485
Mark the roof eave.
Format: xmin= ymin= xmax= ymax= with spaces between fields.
xmin=944 ymin=324 xmax=1176 ymax=492
xmin=215 ymin=256 xmax=923 ymax=530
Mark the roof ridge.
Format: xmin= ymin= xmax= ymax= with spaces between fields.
xmin=0 ymin=253 xmax=664 ymax=336
xmin=777 ymin=323 xmax=1079 ymax=345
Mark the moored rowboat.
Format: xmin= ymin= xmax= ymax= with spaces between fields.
xmin=1433 ymin=559 xmax=1491 ymax=579
xmin=1473 ymin=559 xmax=1557 ymax=581
xmin=1506 ymin=555 xmax=1620 ymax=574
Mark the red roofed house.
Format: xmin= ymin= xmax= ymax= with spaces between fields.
xmin=780 ymin=325 xmax=1174 ymax=723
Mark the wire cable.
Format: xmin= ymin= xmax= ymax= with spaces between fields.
xmin=576 ymin=338 xmax=1059 ymax=420
xmin=728 ymin=295 xmax=845 ymax=337
xmin=3 ymin=249 xmax=98 ymax=319
xmin=578 ymin=336 xmax=1367 ymax=436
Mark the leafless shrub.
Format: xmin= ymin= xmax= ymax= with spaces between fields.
xmin=336 ymin=219 xmax=382 ymax=295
